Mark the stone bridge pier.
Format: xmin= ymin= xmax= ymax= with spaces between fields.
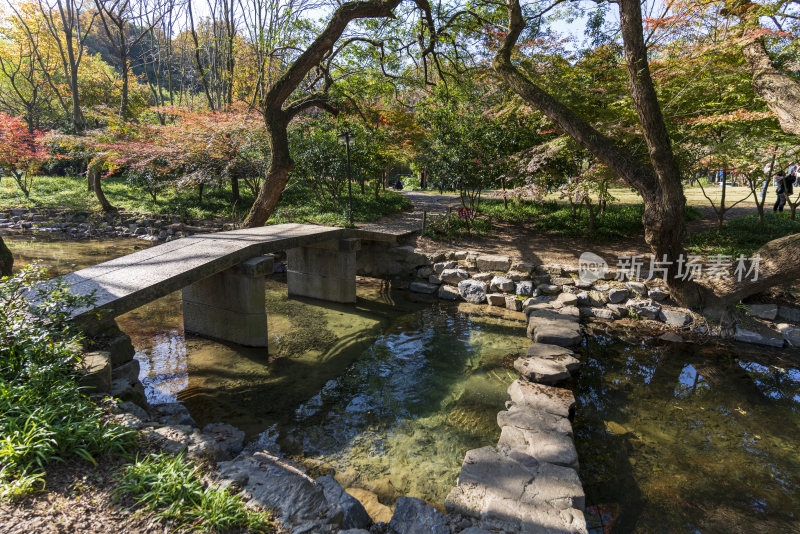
xmin=286 ymin=238 xmax=360 ymax=304
xmin=181 ymin=238 xmax=362 ymax=347
xmin=182 ymin=255 xmax=275 ymax=347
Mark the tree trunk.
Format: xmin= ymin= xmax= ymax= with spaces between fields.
xmin=87 ymin=157 xmax=116 ymax=213
xmin=0 ymin=236 xmax=12 ymax=277
xmin=243 ymin=113 xmax=292 ymax=227
xmin=64 ymin=28 xmax=85 ymax=133
xmin=494 ymin=0 xmax=701 ymax=307
xmin=231 ymin=173 xmax=240 ymax=205
xmin=12 ymin=171 xmax=30 ymax=198
xmin=120 ymin=50 xmax=129 ymax=120
xmin=242 ymin=0 xmax=401 ymax=227
xmin=742 ymin=37 xmax=800 ymax=136
xmin=705 ymin=233 xmax=800 ymax=315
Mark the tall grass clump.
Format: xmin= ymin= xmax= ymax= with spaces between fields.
xmin=0 ymin=265 xmax=134 ymax=498
xmin=116 ymin=453 xmax=272 ymax=532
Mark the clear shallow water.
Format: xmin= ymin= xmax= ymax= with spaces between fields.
xmin=114 ymin=280 xmax=528 ymax=506
xmin=9 ymin=233 xmax=800 ymax=528
xmin=575 ymin=326 xmax=800 ymax=533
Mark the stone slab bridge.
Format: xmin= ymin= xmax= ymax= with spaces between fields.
xmin=59 ymin=223 xmax=404 ymax=347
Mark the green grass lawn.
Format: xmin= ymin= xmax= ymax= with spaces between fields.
xmin=688 ymin=212 xmax=800 ymax=256
xmin=0 ymin=175 xmax=411 ymax=225
xmin=478 ymin=198 xmax=703 ymax=242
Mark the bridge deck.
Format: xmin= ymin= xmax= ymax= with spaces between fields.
xmin=60 ymin=223 xmax=353 ymax=319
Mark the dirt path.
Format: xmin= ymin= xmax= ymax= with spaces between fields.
xmin=366 ymin=191 xmax=652 ymax=266
xmin=357 ymin=191 xmax=460 ymax=235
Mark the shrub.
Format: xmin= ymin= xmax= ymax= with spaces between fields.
xmin=116 ymin=453 xmax=272 ymax=532
xmin=0 ymin=265 xmax=135 ymax=498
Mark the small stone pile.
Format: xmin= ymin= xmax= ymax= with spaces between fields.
xmin=0 ymin=208 xmax=228 ymax=241
xmin=397 ymin=250 xmax=800 ymax=348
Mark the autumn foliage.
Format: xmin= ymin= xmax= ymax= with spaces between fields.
xmin=0 ymin=113 xmax=45 ymax=197
xmin=101 ymin=107 xmax=267 ymax=200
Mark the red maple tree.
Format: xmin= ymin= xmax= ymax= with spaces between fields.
xmin=0 ymin=113 xmax=45 ymax=198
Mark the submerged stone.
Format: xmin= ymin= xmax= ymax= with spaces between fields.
xmin=388 ymin=497 xmax=449 ymax=534
xmin=410 ymin=281 xmax=439 ymax=294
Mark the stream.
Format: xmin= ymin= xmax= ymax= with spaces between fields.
xmin=8 ymin=232 xmax=800 ymax=532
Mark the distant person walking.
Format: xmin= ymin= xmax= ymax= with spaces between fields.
xmin=774 ymin=171 xmax=793 ymax=212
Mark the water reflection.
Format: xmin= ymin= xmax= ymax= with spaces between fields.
xmin=116 ymin=277 xmax=529 ymax=506
xmin=576 ymin=330 xmax=800 ymax=533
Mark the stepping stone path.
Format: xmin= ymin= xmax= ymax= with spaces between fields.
xmin=526 ymin=307 xmax=582 ymax=347
xmin=446 ymin=285 xmax=587 ymax=533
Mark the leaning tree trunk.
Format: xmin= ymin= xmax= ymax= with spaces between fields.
xmin=704 ymin=233 xmax=800 ymax=316
xmin=494 ymin=0 xmax=702 ymax=307
xmin=0 ymin=236 xmax=12 ymax=276
xmin=243 ymin=114 xmax=292 ymax=227
xmin=87 ymin=156 xmax=117 ymax=213
xmin=742 ymin=37 xmax=800 ymax=137
xmin=241 ymin=0 xmax=401 ymax=227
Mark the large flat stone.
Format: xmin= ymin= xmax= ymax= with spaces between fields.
xmin=497 ymin=426 xmax=579 ymax=470
xmin=476 ymin=255 xmax=511 ymax=272
xmin=514 ymin=357 xmax=572 ymax=384
xmin=531 ymin=326 xmax=582 ymax=347
xmin=747 ymin=303 xmax=778 ymax=320
xmin=217 ymin=452 xmax=329 ymax=526
xmin=445 ymin=447 xmax=587 ymax=533
xmin=507 ymin=380 xmax=575 ymax=418
xmin=497 ymin=403 xmax=574 ymax=437
xmin=526 ymin=308 xmax=581 ymax=341
xmin=735 ymin=326 xmax=785 ymax=347
xmin=57 ymin=224 xmax=350 ymax=320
